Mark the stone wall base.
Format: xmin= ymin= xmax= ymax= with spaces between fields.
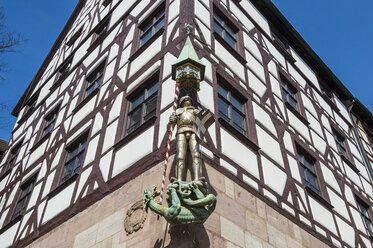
xmin=25 ymin=160 xmax=331 ymax=248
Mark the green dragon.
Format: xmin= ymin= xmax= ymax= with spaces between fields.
xmin=143 ymin=181 xmax=216 ymax=225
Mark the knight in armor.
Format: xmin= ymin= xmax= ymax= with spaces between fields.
xmin=168 ymin=96 xmax=202 ymax=182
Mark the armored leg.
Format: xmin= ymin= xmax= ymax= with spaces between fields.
xmin=176 ymin=133 xmax=187 ymax=181
xmin=189 ymin=133 xmax=201 ymax=181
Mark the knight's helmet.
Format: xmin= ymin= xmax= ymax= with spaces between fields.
xmin=179 ymin=95 xmax=193 ymax=107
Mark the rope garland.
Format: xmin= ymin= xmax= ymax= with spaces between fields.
xmin=159 ymin=82 xmax=180 ymax=205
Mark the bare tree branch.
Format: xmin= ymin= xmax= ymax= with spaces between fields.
xmin=0 ymin=6 xmax=25 ymax=129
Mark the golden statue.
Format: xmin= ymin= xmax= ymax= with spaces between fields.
xmin=168 ymin=95 xmax=202 ymax=182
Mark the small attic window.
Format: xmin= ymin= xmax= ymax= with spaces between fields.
xmin=66 ymin=27 xmax=83 ymax=47
xmin=102 ymin=0 xmax=112 ymax=7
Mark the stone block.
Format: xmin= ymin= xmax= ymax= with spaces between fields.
xmin=221 ymin=216 xmax=245 ymax=247
xmin=261 ymin=242 xmax=274 ymax=248
xmin=211 ymin=233 xmax=225 ymax=248
xmin=115 ymin=176 xmax=143 ymax=211
xmin=73 ymin=224 xmax=99 ymax=248
xmin=90 ymin=195 xmax=116 ymax=224
xmin=235 ymin=184 xmax=257 ymax=213
xmin=204 ymin=212 xmax=221 ymax=235
xmin=256 ymin=198 xmax=267 ymax=219
xmin=267 ymin=224 xmax=286 ymax=248
xmin=286 ymin=236 xmax=302 ymax=248
xmin=96 ymin=210 xmax=123 ymax=243
xmin=246 ymin=210 xmax=268 ymax=241
xmin=225 ymin=176 xmax=235 ymax=198
xmin=215 ymin=193 xmax=246 ymax=228
xmin=245 ymin=231 xmax=263 ymax=248
xmin=205 ymin=163 xmax=225 ymax=193
xmin=141 ymin=163 xmax=164 ymax=193
xmin=266 ymin=206 xmax=290 ymax=235
xmin=226 ymin=241 xmax=242 ymax=248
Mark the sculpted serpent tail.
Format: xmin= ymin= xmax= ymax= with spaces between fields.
xmin=143 ymin=182 xmax=216 ymax=225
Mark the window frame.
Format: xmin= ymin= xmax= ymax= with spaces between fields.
xmin=56 ymin=57 xmax=73 ymax=82
xmin=213 ymin=8 xmax=238 ymax=50
xmin=217 ymin=76 xmax=247 ymax=136
xmin=11 ymin=176 xmax=36 ymax=221
xmin=333 ymin=130 xmax=347 ymax=157
xmin=356 ymin=197 xmax=373 ymax=237
xmin=42 ymin=106 xmax=59 ymax=138
xmin=84 ymin=61 xmax=105 ymax=99
xmin=297 ymin=150 xmax=320 ymax=195
xmin=138 ymin=4 xmax=165 ymax=48
xmin=59 ymin=134 xmax=88 ymax=186
xmin=102 ymin=0 xmax=112 ymax=7
xmin=2 ymin=142 xmax=22 ymax=174
xmin=66 ymin=27 xmax=83 ymax=47
xmin=280 ymin=76 xmax=299 ymax=111
xmin=125 ymin=79 xmax=158 ymax=136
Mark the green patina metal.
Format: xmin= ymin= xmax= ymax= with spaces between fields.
xmin=143 ymin=181 xmax=216 ymax=225
xmin=143 ymin=24 xmax=216 ymax=225
xmin=172 ymin=24 xmax=205 ymax=94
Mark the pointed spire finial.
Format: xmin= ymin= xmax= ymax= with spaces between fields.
xmin=183 ymin=23 xmax=193 ymax=35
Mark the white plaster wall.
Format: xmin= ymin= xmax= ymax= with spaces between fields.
xmin=256 ymin=126 xmax=284 ymax=168
xmin=108 ymin=93 xmax=123 ymax=124
xmin=287 ymin=154 xmax=301 ymax=183
xmin=84 ymin=135 xmax=99 ymax=167
xmin=309 ymin=197 xmax=338 ymax=235
xmin=0 ymin=222 xmax=18 ymax=248
xmin=290 ymin=47 xmax=318 ymax=87
xmin=42 ymin=183 xmax=75 ymax=224
xmin=261 ymin=156 xmax=287 ymax=195
xmin=128 ymin=37 xmax=162 ymax=79
xmin=198 ymin=82 xmax=215 ymax=114
xmin=214 ymin=41 xmax=245 ymax=82
xmin=75 ymin=167 xmax=92 ymax=203
xmin=248 ymin=70 xmax=266 ymax=98
xmin=99 ymin=150 xmax=113 ymax=182
xmin=102 ymin=120 xmax=118 ymax=153
xmin=112 ymin=126 xmax=154 ymax=177
xmin=127 ymin=61 xmax=161 ymax=93
xmin=220 ymin=129 xmax=259 ymax=179
xmin=239 ymin=0 xmax=270 ymax=35
xmin=253 ymin=102 xmax=277 ymax=137
xmin=70 ymin=97 xmax=96 ymax=130
xmin=335 ymin=216 xmax=355 ymax=247
xmin=220 ymin=158 xmax=238 ymax=176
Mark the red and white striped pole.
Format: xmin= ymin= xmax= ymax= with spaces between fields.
xmin=159 ymin=82 xmax=180 ymax=205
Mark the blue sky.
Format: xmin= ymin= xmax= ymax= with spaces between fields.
xmin=0 ymin=0 xmax=372 ymax=141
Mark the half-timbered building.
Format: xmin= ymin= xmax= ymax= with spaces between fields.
xmin=0 ymin=0 xmax=372 ymax=247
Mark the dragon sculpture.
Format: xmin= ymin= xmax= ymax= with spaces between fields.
xmin=143 ymin=180 xmax=216 ymax=225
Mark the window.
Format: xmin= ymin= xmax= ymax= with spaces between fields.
xmin=126 ymin=82 xmax=158 ymax=135
xmin=218 ymin=83 xmax=246 ymax=135
xmin=320 ymin=83 xmax=333 ymax=99
xmin=66 ymin=27 xmax=83 ymax=47
xmin=42 ymin=108 xmax=59 ymax=137
xmin=23 ymin=93 xmax=38 ymax=116
xmin=85 ymin=63 xmax=105 ymax=98
xmin=281 ymin=78 xmax=298 ymax=110
xmin=57 ymin=58 xmax=72 ymax=81
xmin=3 ymin=143 xmax=21 ymax=173
xmin=139 ymin=7 xmax=165 ymax=47
xmin=213 ymin=9 xmax=238 ymax=49
xmin=298 ymin=151 xmax=320 ymax=195
xmin=333 ymin=131 xmax=347 ymax=157
xmin=102 ymin=0 xmax=112 ymax=7
xmin=11 ymin=177 xmax=35 ymax=220
xmin=357 ymin=199 xmax=373 ymax=237
xmin=93 ymin=19 xmax=109 ymax=42
xmin=60 ymin=136 xmax=87 ymax=185
xmin=272 ymin=31 xmax=288 ymax=51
